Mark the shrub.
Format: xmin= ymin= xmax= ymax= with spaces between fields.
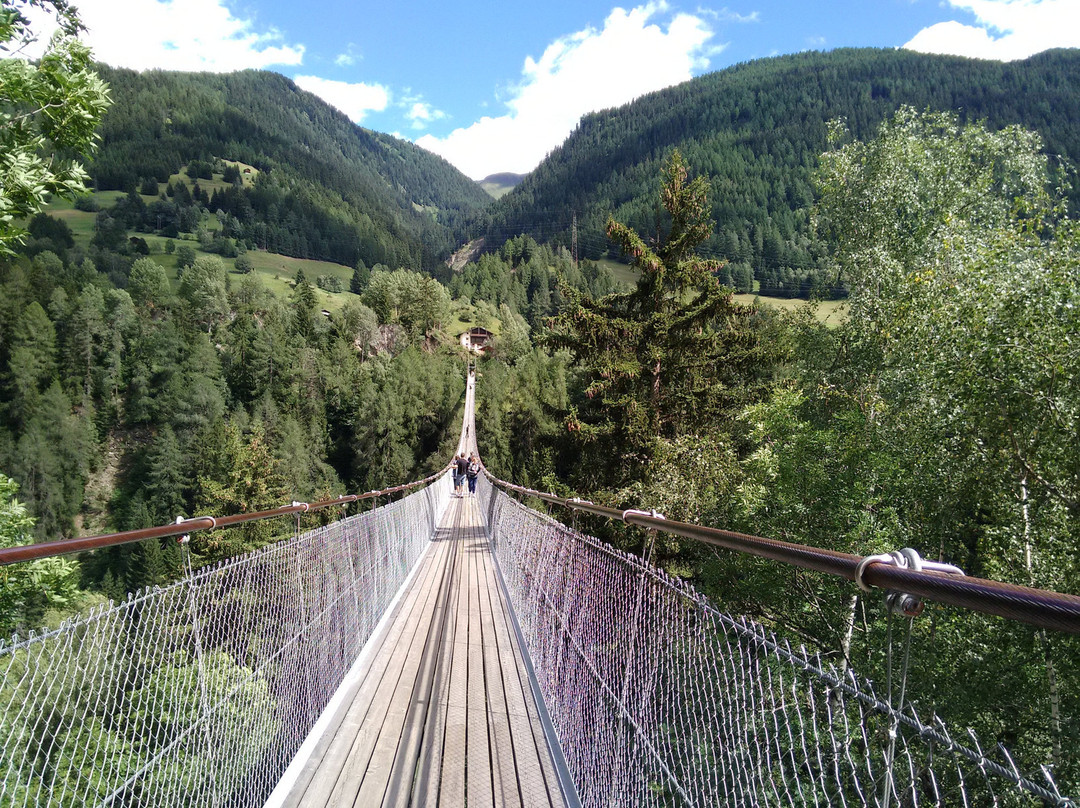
xmin=316 ymin=274 xmax=343 ymax=293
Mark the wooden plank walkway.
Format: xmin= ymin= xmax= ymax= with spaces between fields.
xmin=278 ymin=494 xmax=567 ymax=808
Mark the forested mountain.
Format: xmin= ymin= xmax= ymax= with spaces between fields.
xmin=89 ymin=67 xmax=493 ymax=273
xmin=479 ymin=47 xmax=1080 ymax=297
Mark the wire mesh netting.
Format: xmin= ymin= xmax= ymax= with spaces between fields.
xmin=478 ymin=476 xmax=1073 ymax=808
xmin=0 ymin=474 xmax=451 ymax=807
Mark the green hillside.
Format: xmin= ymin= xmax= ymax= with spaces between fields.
xmin=88 ymin=67 xmax=493 ymax=274
xmin=41 ymin=182 xmax=360 ymax=314
xmin=478 ymin=47 xmax=1080 ymax=297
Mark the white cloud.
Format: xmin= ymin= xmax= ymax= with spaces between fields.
xmin=701 ymin=7 xmax=761 ymax=24
xmin=335 ymin=45 xmax=360 ymax=68
xmin=904 ymin=0 xmax=1080 ymax=61
xmin=416 ymin=2 xmax=715 ymax=180
xmin=24 ymin=0 xmax=305 ymax=71
xmin=406 ymin=101 xmax=448 ymax=131
xmin=293 ymin=75 xmax=390 ymax=123
xmin=21 ymin=1 xmax=392 ymax=125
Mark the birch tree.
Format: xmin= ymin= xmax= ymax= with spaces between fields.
xmin=0 ymin=0 xmax=110 ymax=253
xmin=809 ymin=107 xmax=1079 ymax=779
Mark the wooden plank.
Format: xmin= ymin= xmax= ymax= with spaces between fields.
xmin=506 ymin=609 xmax=565 ymax=804
xmin=285 ymin=538 xmax=448 ymax=808
xmin=377 ymin=511 xmax=462 ymax=808
xmin=436 ymin=502 xmax=473 ymax=807
xmin=488 ymin=709 xmax=523 ymax=807
xmin=410 ymin=505 xmax=463 ymax=808
xmin=482 ymin=521 xmax=564 ymax=807
xmin=318 ymin=535 xmax=452 ymax=806
xmin=473 ymin=516 xmax=522 ymax=808
xmin=438 ymin=705 xmax=468 ymax=808
xmin=478 ymin=527 xmax=558 ymax=808
xmin=466 ymin=521 xmax=494 ymax=808
xmin=394 ymin=496 xmax=465 ymax=807
xmin=364 ymin=501 xmax=470 ymax=807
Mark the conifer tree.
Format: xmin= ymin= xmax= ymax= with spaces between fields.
xmin=178 ymin=256 xmax=228 ymax=333
xmin=128 ymin=534 xmax=166 ymax=592
xmin=6 ymin=301 xmax=57 ymax=424
xmin=191 ymin=421 xmax=288 ymax=557
xmin=145 ymin=425 xmax=185 ymax=525
xmin=292 ymin=270 xmax=318 ymax=338
xmin=350 ymin=260 xmax=370 ymax=295
xmin=546 ymin=150 xmax=774 ymax=483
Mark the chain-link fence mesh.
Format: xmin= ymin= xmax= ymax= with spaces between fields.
xmin=4 ymin=466 xmax=1072 ymax=808
xmin=479 ymin=476 xmax=1073 ymax=808
xmin=0 ymin=474 xmax=451 ymax=807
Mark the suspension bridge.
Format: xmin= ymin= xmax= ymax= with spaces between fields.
xmin=1 ymin=369 xmax=1078 ymax=807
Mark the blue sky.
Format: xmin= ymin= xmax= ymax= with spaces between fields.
xmin=29 ymin=0 xmax=1080 ymax=179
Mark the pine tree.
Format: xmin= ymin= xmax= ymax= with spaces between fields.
xmin=145 ymin=425 xmax=186 ymax=525
xmin=128 ymin=537 xmax=166 ymax=592
xmin=191 ymin=421 xmax=288 ymax=557
xmin=7 ymin=301 xmax=58 ymax=424
xmin=99 ymin=569 xmax=124 ymax=602
xmin=546 ymin=150 xmax=774 ymax=483
xmin=178 ymin=256 xmax=229 ymax=333
xmin=350 ymin=260 xmax=370 ymax=295
xmin=292 ymin=272 xmax=318 ymax=339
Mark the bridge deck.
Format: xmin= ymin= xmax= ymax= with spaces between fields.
xmin=278 ymin=495 xmax=567 ymax=808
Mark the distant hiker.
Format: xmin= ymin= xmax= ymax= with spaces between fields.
xmin=466 ymin=454 xmax=480 ymax=496
xmin=454 ymin=452 xmax=468 ymax=497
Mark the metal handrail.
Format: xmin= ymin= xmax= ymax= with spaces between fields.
xmin=485 ymin=472 xmax=1080 ymax=635
xmin=0 ymin=465 xmax=451 ymax=567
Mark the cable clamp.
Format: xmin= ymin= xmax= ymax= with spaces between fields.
xmin=855 ymin=547 xmax=965 ymax=617
xmin=176 ymin=515 xmax=190 ymax=545
xmin=292 ymin=501 xmax=310 ymax=513
xmin=855 ymin=553 xmax=898 ymax=593
xmin=194 ymin=515 xmax=218 ymax=529
xmin=622 ymin=508 xmax=666 ymax=522
xmin=568 ymin=497 xmax=594 ymax=506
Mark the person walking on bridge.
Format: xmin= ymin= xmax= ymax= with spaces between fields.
xmin=453 ymin=452 xmax=468 ymax=497
xmin=466 ymin=453 xmax=480 ymax=497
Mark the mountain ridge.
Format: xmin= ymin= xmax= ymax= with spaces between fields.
xmin=477 ymin=47 xmax=1080 ymax=297
xmin=478 ymin=173 xmax=526 ymax=199
xmin=88 ymin=66 xmax=493 ymax=274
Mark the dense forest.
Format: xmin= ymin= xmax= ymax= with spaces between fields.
xmin=87 ymin=67 xmax=492 ymax=273
xmin=1 ymin=26 xmax=1078 ymax=796
xmin=481 ymin=47 xmax=1080 ymax=298
xmin=0 ymin=163 xmax=597 ymax=623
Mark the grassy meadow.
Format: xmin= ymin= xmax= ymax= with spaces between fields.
xmin=41 ymin=173 xmax=845 ymax=336
xmin=43 ymin=168 xmax=359 ymax=314
xmin=595 ymin=257 xmax=847 ymax=325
